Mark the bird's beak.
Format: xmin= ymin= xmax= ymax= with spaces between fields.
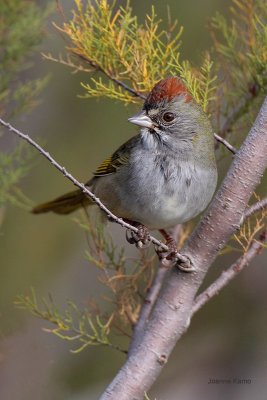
xmin=128 ymin=111 xmax=154 ymax=129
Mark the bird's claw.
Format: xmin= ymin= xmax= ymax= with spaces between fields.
xmin=175 ymin=254 xmax=196 ymax=272
xmin=155 ymin=245 xmax=176 ymax=268
xmin=155 ymin=232 xmax=178 ymax=267
xmin=126 ymin=225 xmax=151 ymax=249
xmin=155 ymin=243 xmax=195 ymax=272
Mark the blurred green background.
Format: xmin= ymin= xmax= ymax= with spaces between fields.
xmin=1 ymin=1 xmax=267 ymax=399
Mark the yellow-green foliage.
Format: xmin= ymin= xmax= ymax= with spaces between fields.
xmin=15 ymin=288 xmax=125 ymax=354
xmin=75 ymin=213 xmax=156 ymax=329
xmin=50 ymin=0 xmax=266 ymax=120
xmin=210 ymin=0 xmax=267 ymax=133
xmin=211 ymin=0 xmax=267 ymax=98
xmin=51 ymin=0 xmax=217 ymax=112
xmin=15 ymin=213 xmax=156 ymax=353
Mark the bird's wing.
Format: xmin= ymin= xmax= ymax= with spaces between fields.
xmin=92 ymin=135 xmax=138 ymax=177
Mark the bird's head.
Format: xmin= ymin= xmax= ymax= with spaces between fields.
xmin=128 ymin=77 xmax=212 ymax=152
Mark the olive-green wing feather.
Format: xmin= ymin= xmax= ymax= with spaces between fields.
xmin=93 ymin=135 xmax=138 ymax=177
xmin=32 ymin=136 xmax=139 ymax=215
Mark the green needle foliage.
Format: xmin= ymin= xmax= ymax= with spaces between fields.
xmin=16 ymin=212 xmax=156 ymax=352
xmin=48 ymin=0 xmax=267 ymax=122
xmin=55 ymin=0 xmax=184 ymax=102
xmin=211 ymin=0 xmax=267 ymax=98
xmin=48 ymin=0 xmax=217 ymax=112
xmin=210 ymin=0 xmax=267 ymax=136
xmin=15 ymin=288 xmax=126 ymax=354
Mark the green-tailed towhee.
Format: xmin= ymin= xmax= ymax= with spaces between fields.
xmin=33 ymin=77 xmax=217 ymax=238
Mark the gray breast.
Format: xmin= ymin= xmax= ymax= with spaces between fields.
xmin=108 ymin=148 xmax=217 ymax=229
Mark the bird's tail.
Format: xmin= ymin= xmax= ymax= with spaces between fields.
xmin=32 ymin=189 xmax=92 ymax=215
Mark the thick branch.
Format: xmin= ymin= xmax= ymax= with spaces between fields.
xmin=192 ymin=227 xmax=267 ymax=315
xmin=128 ymin=225 xmax=183 ymax=356
xmin=0 ymin=117 xmax=190 ymax=265
xmin=100 ymin=96 xmax=267 ymax=399
xmin=128 ymin=263 xmax=169 ymax=356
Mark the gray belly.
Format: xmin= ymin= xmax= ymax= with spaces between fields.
xmin=93 ymin=159 xmax=217 ymax=229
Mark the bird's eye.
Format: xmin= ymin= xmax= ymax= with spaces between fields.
xmin=162 ymin=112 xmax=175 ymax=123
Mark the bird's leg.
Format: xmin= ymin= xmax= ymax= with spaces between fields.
xmin=155 ymin=228 xmax=195 ymax=271
xmin=155 ymin=229 xmax=178 ymax=267
xmin=159 ymin=229 xmax=177 ymax=253
xmin=125 ymin=220 xmax=151 ymax=249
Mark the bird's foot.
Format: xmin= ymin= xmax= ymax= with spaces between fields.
xmin=174 ymin=254 xmax=195 ymax=272
xmin=155 ymin=229 xmax=178 ymax=267
xmin=156 ymin=229 xmax=194 ymax=271
xmin=125 ymin=221 xmax=151 ymax=249
xmin=156 ymin=245 xmax=195 ymax=271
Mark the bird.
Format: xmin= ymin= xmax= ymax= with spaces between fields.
xmin=32 ymin=77 xmax=217 ymax=247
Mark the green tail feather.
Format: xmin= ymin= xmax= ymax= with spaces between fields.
xmin=32 ymin=189 xmax=92 ymax=215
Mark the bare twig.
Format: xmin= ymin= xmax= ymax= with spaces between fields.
xmin=242 ymin=197 xmax=267 ymax=221
xmin=44 ymin=50 xmax=146 ymax=98
xmin=214 ymin=133 xmax=237 ymax=154
xmin=192 ymin=227 xmax=267 ymax=315
xmin=43 ymin=53 xmax=93 ymax=74
xmin=218 ymin=91 xmax=255 ymax=139
xmin=45 ymin=53 xmax=237 ymax=155
xmin=0 ymin=117 xmax=190 ymax=266
xmin=214 ymin=90 xmax=257 ymax=152
xmin=73 ymin=52 xmax=147 ymax=100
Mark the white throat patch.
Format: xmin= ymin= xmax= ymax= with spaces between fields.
xmin=140 ymin=128 xmax=158 ymax=150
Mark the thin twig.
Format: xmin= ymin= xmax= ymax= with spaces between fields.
xmin=192 ymin=227 xmax=267 ymax=315
xmin=242 ymin=197 xmax=267 ymax=221
xmin=81 ymin=53 xmax=238 ymax=155
xmin=214 ymin=133 xmax=237 ymax=154
xmin=214 ymin=90 xmax=257 ymax=152
xmin=0 ymin=117 xmax=190 ymax=265
xmin=193 ymin=197 xmax=267 ymax=314
xmin=45 ymin=52 xmax=238 ymax=156
xmin=43 ymin=53 xmax=93 ymax=74
xmin=219 ymin=91 xmax=255 ymax=139
xmin=75 ymin=52 xmax=237 ymax=154
xmin=73 ymin=52 xmax=147 ymax=100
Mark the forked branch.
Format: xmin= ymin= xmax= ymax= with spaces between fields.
xmin=192 ymin=227 xmax=267 ymax=315
xmin=100 ymin=96 xmax=267 ymax=399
